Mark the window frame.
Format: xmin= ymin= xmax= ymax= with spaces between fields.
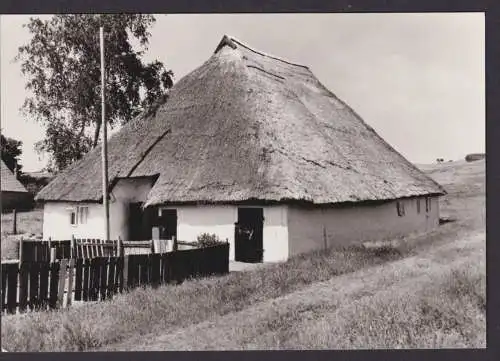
xmin=78 ymin=206 xmax=89 ymax=225
xmin=69 ymin=209 xmax=77 ymax=226
xmin=68 ymin=205 xmax=89 ymax=226
xmin=397 ymin=201 xmax=405 ymax=217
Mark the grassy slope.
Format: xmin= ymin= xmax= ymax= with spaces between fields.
xmin=121 ymin=235 xmax=484 ymax=350
xmin=0 ymin=160 xmax=485 ymax=351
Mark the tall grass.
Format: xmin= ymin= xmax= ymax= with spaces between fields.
xmin=281 ymin=261 xmax=486 ymax=349
xmin=2 ymin=244 xmax=406 ymax=352
xmin=116 ymin=234 xmax=484 ymax=351
xmin=1 ymin=217 xmax=474 ymax=352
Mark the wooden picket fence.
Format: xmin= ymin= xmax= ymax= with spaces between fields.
xmin=1 ymin=242 xmax=229 ymax=314
xmin=18 ymin=238 xmax=185 ymax=263
xmin=19 ymin=239 xmax=72 ymax=263
xmin=1 ymin=259 xmax=74 ymax=313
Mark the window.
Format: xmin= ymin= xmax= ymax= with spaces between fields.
xmin=69 ymin=206 xmax=89 ymax=225
xmin=417 ymin=199 xmax=421 ymax=214
xmin=425 ymin=197 xmax=431 ymax=213
xmin=397 ymin=201 xmax=405 ymax=217
xmin=79 ymin=206 xmax=89 ymax=224
xmin=70 ymin=209 xmax=77 ymax=225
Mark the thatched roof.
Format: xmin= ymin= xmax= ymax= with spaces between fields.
xmin=1 ymin=159 xmax=28 ymax=193
xmin=36 ymin=35 xmax=445 ymax=207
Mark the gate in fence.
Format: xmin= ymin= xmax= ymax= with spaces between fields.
xmin=1 ymin=242 xmax=229 ymax=314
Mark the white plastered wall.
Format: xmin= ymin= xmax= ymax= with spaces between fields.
xmin=42 ymin=177 xmax=153 ymax=241
xmin=42 ymin=201 xmax=126 ymax=240
xmin=164 ymin=204 xmax=288 ymax=262
xmin=287 ymin=196 xmax=440 ymax=257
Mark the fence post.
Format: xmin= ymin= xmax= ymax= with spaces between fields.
xmin=50 ymin=248 xmax=56 ymax=263
xmin=66 ymin=259 xmax=75 ymax=307
xmin=18 ymin=237 xmax=23 ymax=263
xmin=70 ymin=235 xmax=75 ymax=259
xmin=172 ymin=236 xmax=178 ymax=252
xmin=57 ymin=259 xmax=67 ymax=308
xmin=48 ymin=237 xmax=55 ymax=263
xmin=123 ymin=255 xmax=129 ymax=291
xmin=118 ymin=236 xmax=123 ymax=257
xmin=12 ymin=208 xmax=17 ymax=235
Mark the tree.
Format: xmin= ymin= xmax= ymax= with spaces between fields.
xmin=16 ymin=15 xmax=174 ymax=171
xmin=1 ymin=134 xmax=23 ymax=173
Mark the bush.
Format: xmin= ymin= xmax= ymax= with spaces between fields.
xmin=197 ymin=233 xmax=224 ymax=248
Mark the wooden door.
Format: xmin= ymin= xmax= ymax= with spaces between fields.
xmin=234 ymin=207 xmax=264 ymax=263
xmin=158 ymin=209 xmax=177 ymax=240
xmin=128 ymin=202 xmax=152 ymax=241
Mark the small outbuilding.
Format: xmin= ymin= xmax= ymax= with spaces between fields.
xmin=1 ymin=159 xmax=32 ymax=212
xmin=36 ymin=35 xmax=446 ymax=262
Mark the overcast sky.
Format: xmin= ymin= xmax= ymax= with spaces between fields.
xmin=1 ymin=13 xmax=484 ymax=171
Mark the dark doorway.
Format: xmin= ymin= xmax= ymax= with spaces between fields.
xmin=234 ymin=207 xmax=264 ymax=263
xmin=158 ymin=209 xmax=178 ymax=240
xmin=128 ymin=202 xmax=152 ymax=241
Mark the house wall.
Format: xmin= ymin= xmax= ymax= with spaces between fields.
xmin=262 ymin=205 xmax=288 ymax=262
xmin=287 ymin=196 xmax=440 ymax=257
xmin=112 ymin=178 xmax=153 ymax=203
xmin=161 ymin=204 xmax=288 ymax=262
xmin=42 ymin=196 xmax=289 ymax=262
xmin=42 ymin=177 xmax=153 ymax=241
xmin=42 ymin=201 xmax=126 ymax=240
xmin=173 ymin=205 xmax=236 ymax=259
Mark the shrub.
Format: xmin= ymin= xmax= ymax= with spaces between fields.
xmin=197 ymin=233 xmax=224 ymax=248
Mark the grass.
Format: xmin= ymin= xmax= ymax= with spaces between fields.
xmin=1 ymin=209 xmax=43 ymax=260
xmin=319 ymin=263 xmax=484 ymax=349
xmin=0 ymin=159 xmax=485 ymax=351
xmin=106 ymin=230 xmax=484 ymax=351
xmin=285 ymin=263 xmax=485 ymax=349
xmin=1 ymin=209 xmax=43 ymax=236
xmin=1 ymin=244 xmax=409 ymax=352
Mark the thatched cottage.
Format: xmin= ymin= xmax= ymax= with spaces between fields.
xmin=36 ymin=36 xmax=445 ymax=262
xmin=1 ymin=159 xmax=32 ymax=212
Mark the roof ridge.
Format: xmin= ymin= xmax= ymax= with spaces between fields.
xmin=215 ymin=35 xmax=310 ymax=70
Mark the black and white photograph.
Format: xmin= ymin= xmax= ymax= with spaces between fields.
xmin=0 ymin=12 xmax=485 ymax=351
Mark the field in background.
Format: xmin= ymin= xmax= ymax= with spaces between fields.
xmin=0 ymin=160 xmax=486 ymax=351
xmin=1 ymin=209 xmax=43 ymax=260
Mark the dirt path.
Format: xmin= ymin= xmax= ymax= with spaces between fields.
xmin=102 ymin=230 xmax=484 ymax=351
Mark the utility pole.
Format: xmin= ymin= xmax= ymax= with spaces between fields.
xmin=100 ymin=26 xmax=110 ymax=241
xmin=12 ymin=161 xmax=18 ymax=235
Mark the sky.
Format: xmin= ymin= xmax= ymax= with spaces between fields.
xmin=0 ymin=13 xmax=485 ymax=172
